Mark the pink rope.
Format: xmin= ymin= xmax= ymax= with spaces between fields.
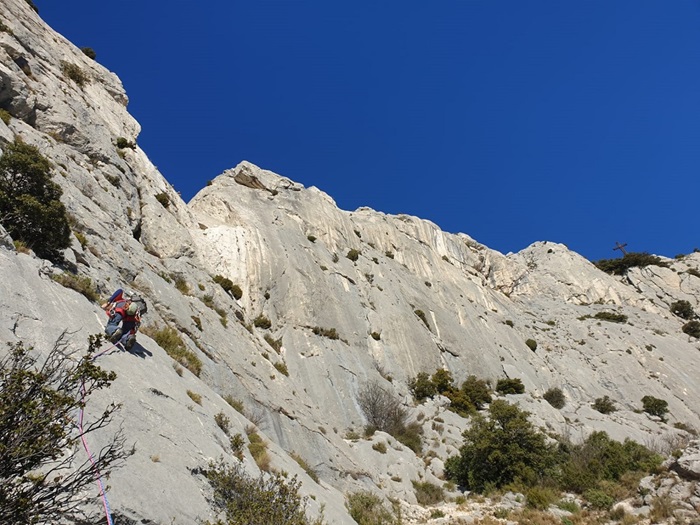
xmin=76 ymin=342 xmax=120 ymax=525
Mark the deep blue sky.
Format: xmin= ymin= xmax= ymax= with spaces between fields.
xmin=38 ymin=2 xmax=700 ymax=261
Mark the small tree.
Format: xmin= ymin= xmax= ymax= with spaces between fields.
xmin=0 ymin=139 xmax=71 ymax=262
xmin=205 ymin=460 xmax=318 ymax=525
xmin=0 ymin=335 xmax=126 ymax=524
xmin=445 ymin=400 xmax=556 ymax=491
xmin=408 ymin=372 xmax=436 ymax=402
xmin=496 ymin=377 xmax=525 ymax=395
xmin=543 ymin=387 xmax=566 ymax=409
xmin=461 ymin=375 xmax=492 ymax=410
xmin=592 ymin=395 xmax=616 ymax=414
xmin=682 ymin=320 xmax=700 ymax=339
xmin=641 ymin=395 xmax=669 ymax=421
xmin=670 ymin=300 xmax=695 ymax=320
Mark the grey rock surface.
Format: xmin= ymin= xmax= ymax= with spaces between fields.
xmin=1 ymin=1 xmax=700 ymax=523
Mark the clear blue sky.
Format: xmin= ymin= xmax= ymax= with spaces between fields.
xmin=38 ymin=1 xmax=700 ymax=261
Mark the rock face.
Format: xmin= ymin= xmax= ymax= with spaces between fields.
xmin=1 ymin=1 xmax=700 ymax=523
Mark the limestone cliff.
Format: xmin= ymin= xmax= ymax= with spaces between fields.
xmin=1 ymin=1 xmax=700 ymax=523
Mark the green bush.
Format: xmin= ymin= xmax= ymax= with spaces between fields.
xmin=0 ymin=336 xmax=125 ymax=524
xmin=461 ymin=375 xmax=492 ymax=410
xmin=496 ymin=378 xmax=525 ymax=395
xmin=370 ymin=331 xmax=381 ymax=341
xmin=204 ymin=460 xmax=318 ymax=525
xmin=594 ymin=252 xmax=669 ymax=275
xmin=60 ymin=61 xmax=89 ymax=87
xmin=592 ymin=395 xmax=616 ymax=414
xmin=307 ymin=235 xmax=316 ymax=243
xmin=115 ymin=137 xmax=136 ymax=150
xmin=264 ymin=335 xmax=282 ymax=353
xmin=525 ymin=339 xmax=537 ymax=351
xmin=583 ymin=489 xmax=614 ymax=509
xmin=0 ymin=108 xmax=11 ymax=125
xmin=558 ymin=431 xmax=661 ymax=493
xmin=141 ymin=325 xmax=202 ymax=376
xmin=346 ymin=491 xmax=396 ymax=525
xmin=213 ymin=275 xmax=243 ymax=299
xmin=51 ymin=273 xmax=99 ymax=302
xmin=594 ymin=311 xmax=628 ymax=323
xmin=412 ymin=480 xmax=444 ymax=505
xmin=80 ymin=47 xmax=96 ymax=60
xmin=641 ymin=395 xmax=669 ymax=420
xmin=0 ymin=139 xmax=71 ymax=263
xmin=253 ymin=315 xmax=272 ymax=329
xmin=670 ymin=300 xmax=695 ymax=320
xmin=290 ymin=452 xmax=319 ymax=484
xmin=408 ymin=372 xmax=437 ymax=402
xmin=312 ymin=326 xmax=338 ymax=339
xmin=155 ymin=192 xmax=170 ymax=208
xmin=543 ymin=387 xmax=565 ymax=409
xmin=214 ymin=412 xmax=231 ymax=435
xmin=444 ymin=400 xmax=556 ymax=492
xmin=273 ymin=362 xmax=289 ymax=377
xmin=430 ymin=369 xmax=454 ymax=394
xmin=525 ymin=485 xmax=558 ymax=510
xmin=346 ymin=248 xmax=360 ymax=261
xmin=682 ymin=320 xmax=700 ymax=338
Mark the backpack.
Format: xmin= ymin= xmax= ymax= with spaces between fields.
xmin=126 ymin=293 xmax=148 ymax=316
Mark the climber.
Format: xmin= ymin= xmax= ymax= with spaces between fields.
xmin=102 ymin=288 xmax=144 ymax=350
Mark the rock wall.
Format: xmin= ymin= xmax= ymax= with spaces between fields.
xmin=1 ymin=1 xmax=700 ymax=523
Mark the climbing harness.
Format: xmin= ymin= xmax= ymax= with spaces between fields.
xmin=77 ymin=341 xmax=124 ymax=525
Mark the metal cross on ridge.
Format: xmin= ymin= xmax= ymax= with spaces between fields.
xmin=613 ymin=241 xmax=628 ymax=256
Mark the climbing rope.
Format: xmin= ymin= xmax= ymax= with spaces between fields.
xmin=77 ymin=340 xmax=123 ymax=525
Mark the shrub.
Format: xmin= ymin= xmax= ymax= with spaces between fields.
xmin=215 ymin=412 xmax=231 ymax=435
xmin=370 ymin=331 xmax=381 ymax=341
xmin=253 ymin=315 xmax=272 ymax=329
xmin=525 ymin=486 xmax=558 ymax=510
xmin=174 ymin=275 xmax=189 ymax=294
xmin=115 ymin=137 xmax=135 ymax=149
xmin=372 ymin=442 xmax=387 ymax=454
xmin=312 ymin=326 xmax=338 ymax=339
xmin=592 ymin=395 xmax=616 ymax=414
xmin=461 ymin=375 xmax=492 ymax=410
xmin=141 ymin=325 xmax=202 ymax=376
xmin=187 ymin=390 xmax=202 ymax=405
xmin=583 ymin=489 xmax=614 ymax=509
xmin=496 ymin=378 xmax=525 ymax=395
xmin=594 ymin=252 xmax=669 ymax=275
xmin=412 ymin=480 xmax=444 ymax=505
xmin=290 ymin=452 xmax=318 ymax=483
xmin=641 ymin=395 xmax=669 ymax=420
xmin=273 ymin=362 xmax=288 ymax=377
xmin=594 ymin=311 xmax=628 ymax=323
xmin=0 ymin=108 xmax=11 ymax=125
xmin=0 ymin=139 xmax=71 ymax=263
xmin=307 ymin=235 xmax=316 ymax=243
xmin=445 ymin=400 xmax=557 ymax=492
xmin=670 ymin=300 xmax=695 ymax=320
xmin=524 ymin=338 xmax=538 ymax=351
xmin=385 ymin=251 xmax=394 ymax=259
xmin=155 ymin=192 xmax=170 ymax=208
xmin=358 ymin=380 xmax=421 ymax=452
xmin=0 ymin=336 xmax=126 ymax=524
xmin=224 ymin=395 xmax=244 ymax=413
xmin=51 ymin=272 xmax=99 ymax=302
xmin=60 ymin=61 xmax=89 ymax=87
xmin=229 ymin=433 xmax=245 ymax=459
xmin=543 ymin=387 xmax=565 ymax=409
xmin=430 ymin=369 xmax=454 ymax=394
xmin=346 ymin=248 xmax=360 ymax=261
xmin=246 ymin=431 xmax=270 ymax=471
xmin=346 ymin=491 xmax=396 ymax=525
xmin=682 ymin=320 xmax=700 ymax=338
xmin=264 ymin=335 xmax=282 ymax=353
xmin=81 ymin=47 xmax=96 ymax=59
xmin=213 ymin=275 xmax=242 ymax=299
xmin=204 ymin=459 xmax=317 ymax=525
xmin=408 ymin=372 xmax=437 ymax=402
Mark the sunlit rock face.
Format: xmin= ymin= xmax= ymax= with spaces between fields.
xmin=1 ymin=1 xmax=700 ymax=522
